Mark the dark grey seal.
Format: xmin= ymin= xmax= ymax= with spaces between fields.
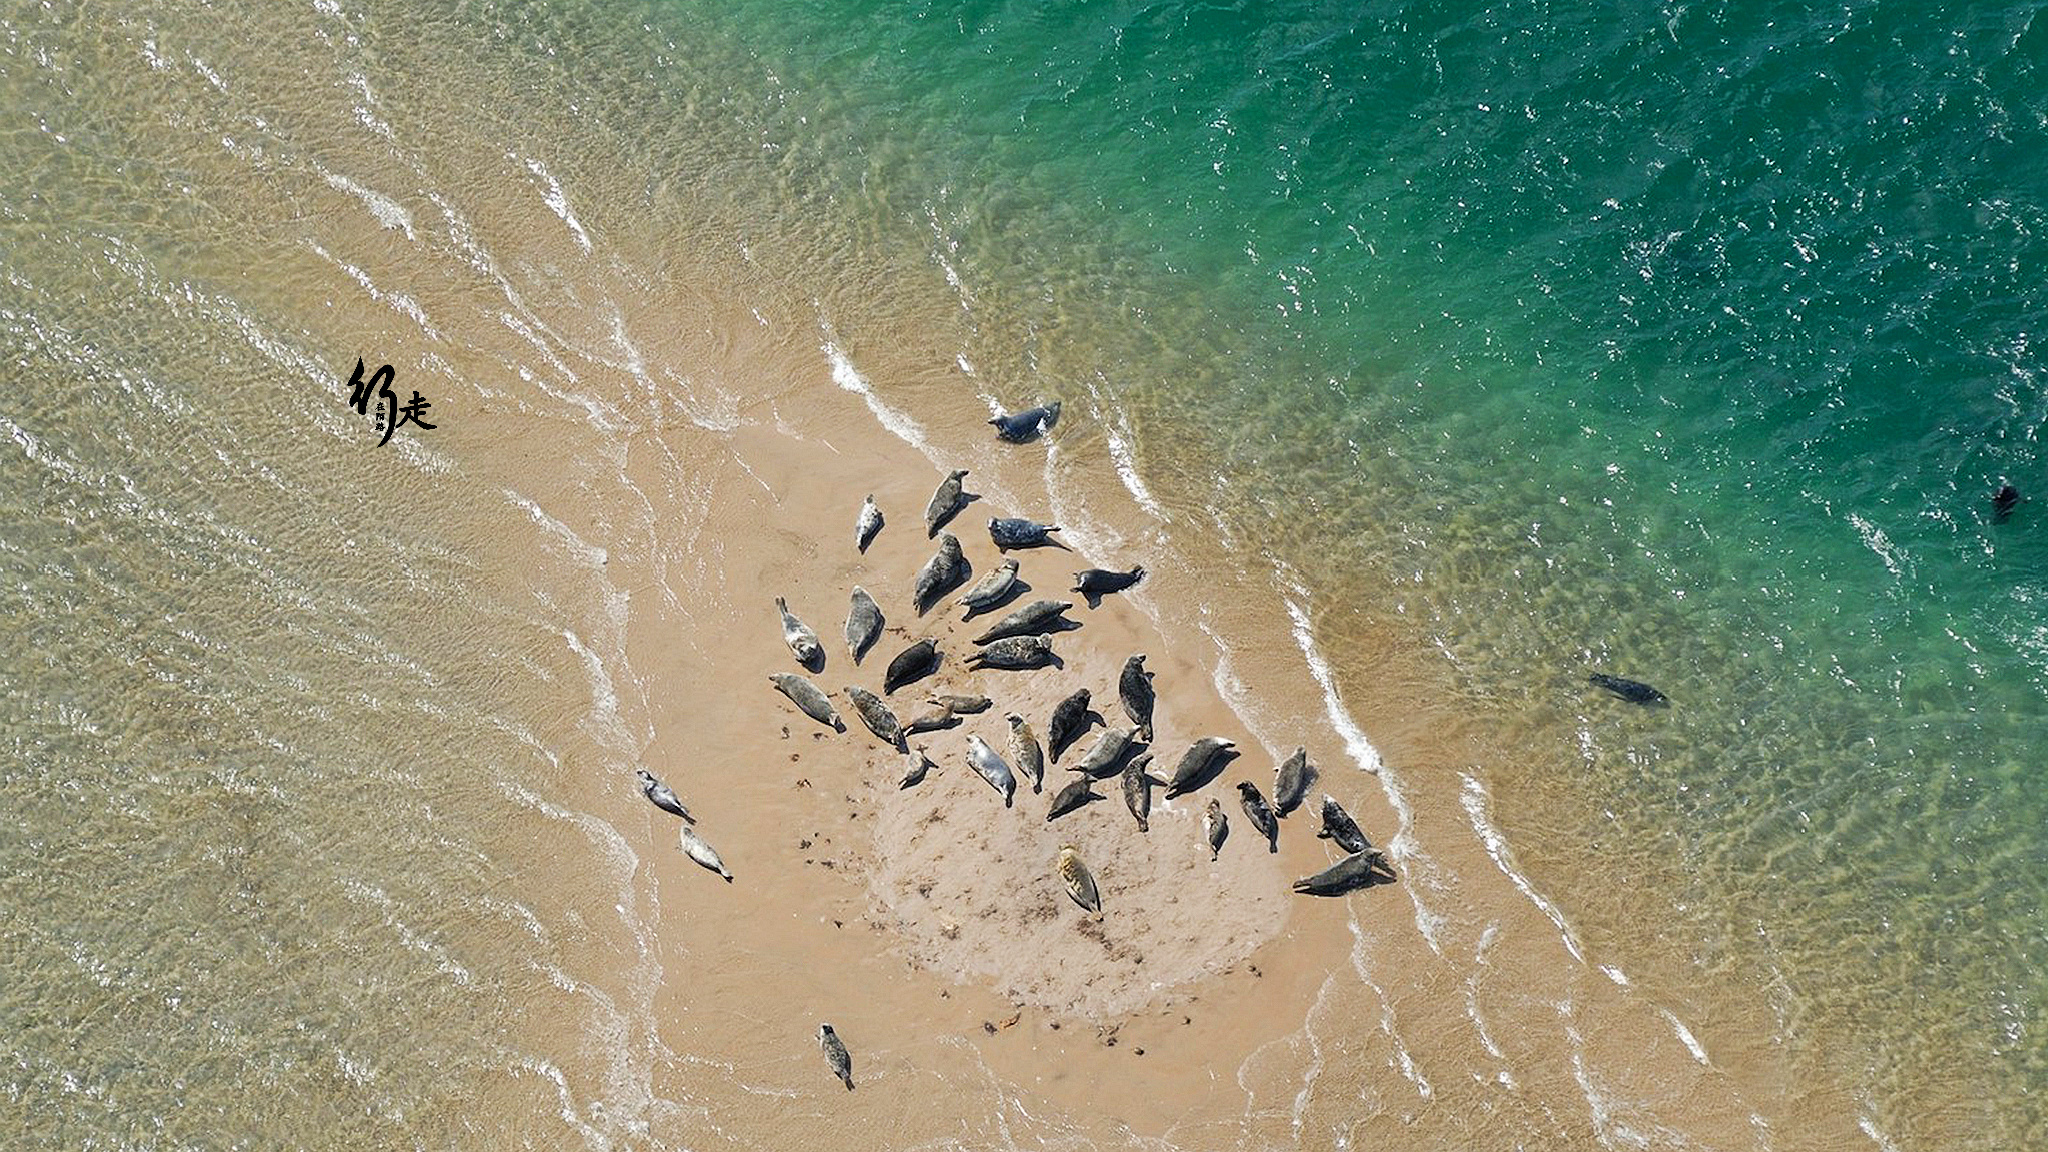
xmin=1993 ymin=483 xmax=2021 ymax=523
xmin=1068 ymin=726 xmax=1135 ymax=778
xmin=962 ymin=634 xmax=1055 ymax=670
xmin=925 ymin=469 xmax=972 ymax=537
xmin=854 ymin=494 xmax=883 ymax=552
xmin=1007 ymin=713 xmax=1046 ymax=794
xmin=928 ymin=693 xmax=992 ymax=714
xmin=1237 ymin=781 xmax=1279 ymax=853
xmin=1164 ymin=736 xmax=1236 ymax=798
xmin=1046 ymin=689 xmax=1097 ymax=762
xmin=843 ymin=685 xmax=904 ymax=749
xmin=1272 ymin=747 xmax=1315 ymax=817
xmin=898 ymin=748 xmax=936 ymax=789
xmin=775 ymin=597 xmax=823 ymax=669
xmin=883 ymin=638 xmax=941 ymax=694
xmin=769 ymin=673 xmax=843 ymax=731
xmin=1073 ymin=564 xmax=1144 ymax=607
xmin=956 ymin=558 xmax=1021 ymax=616
xmin=1291 ymin=850 xmax=1388 ymax=896
xmin=845 ymin=586 xmax=883 ymax=665
xmin=1045 ymin=776 xmax=1101 ymax=822
xmin=637 ymin=769 xmax=693 ymax=823
xmin=1120 ymin=752 xmax=1161 ymax=832
xmin=989 ymin=517 xmax=1062 ymax=550
xmin=912 ymin=533 xmax=970 ymax=615
xmin=1203 ymin=799 xmax=1228 ymax=860
xmin=1588 ymin=672 xmax=1668 ymax=705
xmin=1117 ymin=655 xmax=1154 ymax=742
xmin=678 ymin=825 xmax=732 ymax=882
xmin=990 ymin=400 xmax=1061 ymax=442
xmin=970 ymin=598 xmax=1073 ymax=645
xmin=1315 ymin=794 xmax=1374 ymax=857
xmin=966 ymin=734 xmax=1018 ymax=807
xmin=818 ymin=1023 xmax=854 ymax=1090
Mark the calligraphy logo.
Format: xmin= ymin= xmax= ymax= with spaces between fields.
xmin=346 ymin=358 xmax=436 ymax=446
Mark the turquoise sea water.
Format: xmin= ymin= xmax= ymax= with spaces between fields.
xmin=5 ymin=0 xmax=2045 ymax=1145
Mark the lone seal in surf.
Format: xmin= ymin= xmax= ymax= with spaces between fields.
xmin=989 ymin=517 xmax=1063 ymax=550
xmin=1073 ymin=564 xmax=1144 ymax=607
xmin=818 ymin=1023 xmax=854 ymax=1090
xmin=990 ymin=400 xmax=1061 ymax=443
xmin=1588 ymin=671 xmax=1668 ymax=705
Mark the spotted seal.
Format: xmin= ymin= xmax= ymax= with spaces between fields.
xmin=1315 ymin=794 xmax=1372 ymax=856
xmin=989 ymin=517 xmax=1062 ymax=550
xmin=1272 ymin=747 xmax=1315 ymax=816
xmin=957 ymin=558 xmax=1021 ymax=617
xmin=1163 ymin=736 xmax=1236 ymax=798
xmin=1203 ymin=799 xmax=1228 ymax=860
xmin=990 ymin=400 xmax=1061 ymax=442
xmin=845 ymin=586 xmax=883 ymax=665
xmin=925 ymin=469 xmax=971 ymax=537
xmin=769 ymin=673 xmax=842 ymax=731
xmin=1056 ymin=843 xmax=1101 ymax=915
xmin=1237 ymin=781 xmax=1279 ymax=853
xmin=962 ymin=634 xmax=1055 ymax=670
xmin=1072 ymin=564 xmax=1144 ymax=607
xmin=854 ymin=494 xmax=883 ymax=553
xmin=970 ymin=599 xmax=1073 ymax=645
xmin=883 ymin=639 xmax=941 ymax=694
xmin=1007 ymin=713 xmax=1046 ymax=793
xmin=912 ymin=533 xmax=969 ymax=615
xmin=818 ymin=1023 xmax=854 ymax=1090
xmin=678 ymin=825 xmax=732 ymax=882
xmin=775 ymin=597 xmax=823 ymax=669
xmin=1119 ymin=753 xmax=1160 ymax=832
xmin=843 ymin=685 xmax=904 ymax=749
xmin=1117 ymin=655 xmax=1154 ymax=742
xmin=636 ymin=769 xmax=693 ymax=822
xmin=965 ymin=734 xmax=1018 ymax=807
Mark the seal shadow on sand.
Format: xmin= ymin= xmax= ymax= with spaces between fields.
xmin=960 ymin=579 xmax=1031 ymax=621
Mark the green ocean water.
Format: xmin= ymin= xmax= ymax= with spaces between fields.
xmin=4 ymin=0 xmax=2046 ymax=1145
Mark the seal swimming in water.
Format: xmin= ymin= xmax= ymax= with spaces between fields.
xmin=1073 ymin=565 xmax=1144 ymax=607
xmin=769 ymin=673 xmax=843 ymax=731
xmin=845 ymin=586 xmax=883 ymax=665
xmin=843 ymin=685 xmax=905 ymax=749
xmin=1069 ymin=726 xmax=1135 ymax=778
xmin=775 ymin=597 xmax=824 ymax=669
xmin=883 ymin=639 xmax=941 ymax=694
xmin=1291 ymin=849 xmax=1386 ymax=896
xmin=678 ymin=825 xmax=732 ymax=882
xmin=989 ymin=517 xmax=1062 ymax=550
xmin=1056 ymin=843 xmax=1101 ymax=915
xmin=1588 ymin=672 xmax=1668 ymax=705
xmin=1164 ymin=736 xmax=1236 ymax=798
xmin=1272 ymin=747 xmax=1314 ymax=817
xmin=818 ymin=1023 xmax=854 ymax=1090
xmin=912 ymin=533 xmax=970 ymax=615
xmin=1007 ymin=713 xmax=1046 ymax=793
xmin=962 ymin=634 xmax=1056 ymax=670
xmin=1046 ymin=689 xmax=1097 ymax=762
xmin=970 ymin=599 xmax=1074 ymax=645
xmin=1118 ymin=655 xmax=1154 ymax=742
xmin=1315 ymin=794 xmax=1376 ymax=857
xmin=637 ymin=769 xmax=693 ymax=823
xmin=854 ymin=495 xmax=883 ymax=553
xmin=1120 ymin=752 xmax=1162 ymax=832
xmin=1993 ymin=483 xmax=2021 ymax=523
xmin=925 ymin=469 xmax=972 ymax=537
xmin=1045 ymin=776 xmax=1101 ymax=822
xmin=1203 ymin=799 xmax=1228 ymax=860
xmin=902 ymin=701 xmax=960 ymax=735
xmin=928 ymin=692 xmax=992 ymax=714
xmin=957 ymin=558 xmax=1021 ymax=617
xmin=965 ymin=734 xmax=1018 ymax=807
xmin=1237 ymin=781 xmax=1279 ymax=853
xmin=990 ymin=400 xmax=1061 ymax=442
xmin=898 ymin=747 xmax=936 ymax=789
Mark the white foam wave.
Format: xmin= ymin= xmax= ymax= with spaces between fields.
xmin=1103 ymin=418 xmax=1166 ymax=520
xmin=822 ymin=339 xmax=930 ymax=451
xmin=1660 ymin=1008 xmax=1710 ymax=1066
xmin=526 ymin=158 xmax=594 ymax=254
xmin=321 ymin=169 xmax=414 ymax=239
xmin=1460 ymin=773 xmax=1586 ymax=964
xmin=1278 ymin=592 xmax=1384 ymax=775
xmin=506 ymin=490 xmax=610 ymax=569
xmin=305 ymin=240 xmax=443 ymax=341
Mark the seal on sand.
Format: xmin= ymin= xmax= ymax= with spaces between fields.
xmin=912 ymin=533 xmax=970 ymax=615
xmin=845 ymin=586 xmax=883 ymax=664
xmin=898 ymin=748 xmax=936 ymax=789
xmin=637 ymin=769 xmax=693 ymax=822
xmin=902 ymin=702 xmax=960 ymax=735
xmin=775 ymin=597 xmax=823 ymax=669
xmin=769 ymin=673 xmax=843 ymax=731
xmin=1068 ymin=726 xmax=1134 ymax=778
xmin=1120 ymin=752 xmax=1161 ymax=832
xmin=1073 ymin=565 xmax=1144 ymax=607
xmin=1291 ymin=850 xmax=1387 ymax=896
xmin=1164 ymin=736 xmax=1236 ymax=798
xmin=966 ymin=734 xmax=1018 ymax=807
xmin=990 ymin=401 xmax=1061 ymax=443
xmin=678 ymin=825 xmax=732 ymax=882
xmin=1272 ymin=747 xmax=1314 ymax=816
xmin=925 ymin=469 xmax=972 ymax=537
xmin=989 ymin=517 xmax=1062 ymax=550
xmin=855 ymin=495 xmax=883 ymax=553
xmin=962 ymin=634 xmax=1055 ymax=670
xmin=1203 ymin=799 xmax=1228 ymax=860
xmin=928 ymin=693 xmax=992 ymax=714
xmin=1588 ymin=672 xmax=1667 ymax=705
xmin=1315 ymin=794 xmax=1374 ymax=857
xmin=1057 ymin=843 xmax=1101 ymax=915
xmin=1237 ymin=781 xmax=1279 ymax=853
xmin=1045 ymin=776 xmax=1101 ymax=822
xmin=883 ymin=638 xmax=941 ymax=694
xmin=1118 ymin=655 xmax=1154 ymax=742
xmin=818 ymin=1024 xmax=854 ymax=1090
xmin=843 ymin=685 xmax=905 ymax=749
xmin=970 ymin=599 xmax=1073 ymax=645
xmin=1007 ymin=713 xmax=1046 ymax=793
xmin=957 ymin=558 xmax=1021 ymax=617
xmin=1046 ymin=689 xmax=1097 ymax=762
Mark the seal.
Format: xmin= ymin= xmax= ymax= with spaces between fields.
xmin=1072 ymin=564 xmax=1144 ymax=607
xmin=883 ymin=638 xmax=941 ymax=694
xmin=1164 ymin=736 xmax=1237 ymax=798
xmin=1056 ymin=843 xmax=1101 ymax=915
xmin=898 ymin=747 xmax=936 ymax=789
xmin=1069 ymin=726 xmax=1135 ymax=778
xmin=1588 ymin=672 xmax=1668 ymax=705
xmin=1203 ymin=799 xmax=1228 ymax=860
xmin=845 ymin=586 xmax=883 ymax=665
xmin=1272 ymin=747 xmax=1314 ymax=817
xmin=1007 ymin=713 xmax=1046 ymax=794
xmin=769 ymin=673 xmax=843 ymax=731
xmin=678 ymin=825 xmax=733 ymax=882
xmin=965 ymin=734 xmax=1018 ymax=807
xmin=1237 ymin=781 xmax=1279 ymax=853
xmin=957 ymin=558 xmax=1021 ymax=617
xmin=1120 ymin=752 xmax=1161 ymax=832
xmin=962 ymin=634 xmax=1055 ymax=670
xmin=818 ymin=1023 xmax=854 ymax=1090
xmin=989 ymin=516 xmax=1062 ymax=550
xmin=1291 ymin=850 xmax=1387 ymax=896
xmin=928 ymin=693 xmax=992 ymax=714
xmin=1046 ymin=689 xmax=1097 ymax=762
xmin=1993 ymin=483 xmax=2021 ymax=523
xmin=970 ymin=599 xmax=1074 ymax=645
xmin=1045 ymin=776 xmax=1101 ymax=822
xmin=637 ymin=769 xmax=693 ymax=823
xmin=854 ymin=494 xmax=883 ymax=553
xmin=912 ymin=533 xmax=970 ymax=616
xmin=843 ymin=685 xmax=905 ymax=749
xmin=1117 ymin=655 xmax=1154 ymax=742
xmin=925 ymin=469 xmax=972 ymax=537
xmin=775 ymin=597 xmax=823 ymax=669
xmin=1315 ymin=794 xmax=1373 ymax=857
xmin=903 ymin=702 xmax=960 ymax=735
xmin=990 ymin=400 xmax=1061 ymax=443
